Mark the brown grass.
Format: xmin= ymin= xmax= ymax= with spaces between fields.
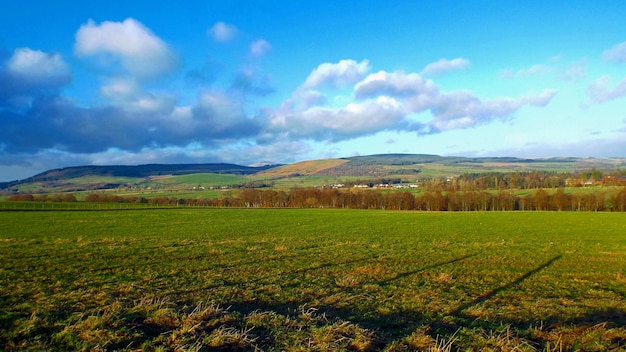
xmin=255 ymin=159 xmax=349 ymax=177
xmin=354 ymin=265 xmax=388 ymax=279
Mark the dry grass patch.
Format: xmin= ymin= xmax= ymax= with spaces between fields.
xmin=310 ymin=321 xmax=373 ymax=351
xmin=274 ymin=244 xmax=288 ymax=251
xmin=354 ymin=265 xmax=388 ymax=279
xmin=530 ymin=322 xmax=626 ymax=351
xmin=202 ymin=326 xmax=258 ymax=349
xmin=335 ymin=275 xmax=360 ymax=288
xmin=432 ymin=272 xmax=454 ymax=284
xmin=387 ymin=327 xmax=458 ymax=352
xmin=255 ymin=158 xmax=348 ymax=177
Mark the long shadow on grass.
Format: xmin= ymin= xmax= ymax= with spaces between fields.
xmin=208 ymin=253 xmax=479 ymax=347
xmin=176 ymin=255 xmax=379 ymax=295
xmin=217 ymin=253 xmax=576 ymax=349
xmin=450 ymin=254 xmax=563 ymax=318
xmin=376 ymin=252 xmax=478 ymax=287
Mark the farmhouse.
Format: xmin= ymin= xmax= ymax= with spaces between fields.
xmin=565 ymin=178 xmax=603 ymax=187
xmin=604 ymin=175 xmax=626 ymax=185
xmin=566 ymin=175 xmax=626 ymax=187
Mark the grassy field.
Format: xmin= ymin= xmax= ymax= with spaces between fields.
xmin=144 ymin=173 xmax=248 ymax=188
xmin=1 ymin=210 xmax=625 ymax=351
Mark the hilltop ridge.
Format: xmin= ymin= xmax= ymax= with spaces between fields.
xmin=2 ymin=154 xmax=626 ymax=193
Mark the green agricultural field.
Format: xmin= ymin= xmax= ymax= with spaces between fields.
xmin=1 ymin=210 xmax=625 ymax=351
xmin=145 ymin=173 xmax=248 ymax=188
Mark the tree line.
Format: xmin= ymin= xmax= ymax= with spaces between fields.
xmin=422 ymin=169 xmax=625 ymax=191
xmin=9 ymin=187 xmax=626 ymax=212
xmin=217 ymin=187 xmax=626 ymax=211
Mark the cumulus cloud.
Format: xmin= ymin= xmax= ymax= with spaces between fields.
xmin=426 ymin=89 xmax=558 ymax=133
xmin=420 ymin=57 xmax=469 ymax=76
xmin=602 ymin=41 xmax=626 ymax=63
xmin=0 ymin=51 xmax=561 ymax=180
xmin=302 ymin=59 xmax=371 ymax=89
xmin=74 ymin=18 xmax=179 ymax=79
xmin=355 ymin=71 xmax=436 ymax=101
xmin=0 ymin=48 xmax=71 ymax=108
xmin=267 ymin=96 xmax=405 ymax=141
xmin=587 ymin=75 xmax=626 ymax=103
xmin=208 ymin=21 xmax=238 ymax=42
xmin=250 ymin=39 xmax=271 ymax=57
xmin=0 ymin=83 xmax=261 ymax=158
xmin=265 ymin=62 xmax=558 ymax=141
xmin=7 ymin=48 xmax=71 ymax=83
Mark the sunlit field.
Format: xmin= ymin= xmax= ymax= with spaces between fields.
xmin=1 ymin=209 xmax=625 ymax=351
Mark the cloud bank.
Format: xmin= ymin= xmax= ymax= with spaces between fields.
xmin=0 ymin=17 xmax=566 ymax=180
xmin=267 ymin=60 xmax=558 ymax=141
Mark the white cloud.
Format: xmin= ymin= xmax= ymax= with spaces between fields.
xmin=208 ymin=22 xmax=238 ymax=42
xmin=7 ymin=48 xmax=71 ymax=84
xmin=250 ymin=39 xmax=271 ymax=57
xmin=427 ymin=89 xmax=558 ymax=133
xmin=602 ymin=41 xmax=626 ymax=63
xmin=420 ymin=57 xmax=469 ymax=76
xmin=268 ymin=96 xmax=405 ymax=141
xmin=100 ymin=78 xmax=142 ymax=101
xmin=266 ymin=65 xmax=558 ymax=141
xmin=587 ymin=75 xmax=626 ymax=103
xmin=355 ymin=70 xmax=437 ymax=102
xmin=0 ymin=48 xmax=71 ymax=109
xmin=100 ymin=78 xmax=176 ymax=116
xmin=302 ymin=59 xmax=371 ymax=89
xmin=74 ymin=18 xmax=178 ymax=79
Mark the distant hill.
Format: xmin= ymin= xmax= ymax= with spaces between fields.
xmin=2 ymin=154 xmax=626 ymax=192
xmin=255 ymin=159 xmax=349 ymax=177
xmin=0 ymin=163 xmax=279 ymax=189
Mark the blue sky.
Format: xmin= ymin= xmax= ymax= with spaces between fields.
xmin=2 ymin=1 xmax=626 ymax=181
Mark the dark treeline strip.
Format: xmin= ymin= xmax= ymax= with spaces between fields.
xmin=6 ymin=193 xmax=78 ymax=202
xmin=227 ymin=188 xmax=626 ymax=211
xmin=425 ymin=170 xmax=625 ymax=191
xmin=9 ymin=187 xmax=626 ymax=212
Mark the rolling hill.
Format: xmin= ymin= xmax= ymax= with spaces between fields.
xmin=0 ymin=163 xmax=278 ymax=191
xmin=2 ymin=154 xmax=626 ymax=193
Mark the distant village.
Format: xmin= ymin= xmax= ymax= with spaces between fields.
xmin=565 ymin=175 xmax=626 ymax=187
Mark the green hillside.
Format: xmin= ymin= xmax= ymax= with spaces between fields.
xmin=2 ymin=154 xmax=626 ymax=195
